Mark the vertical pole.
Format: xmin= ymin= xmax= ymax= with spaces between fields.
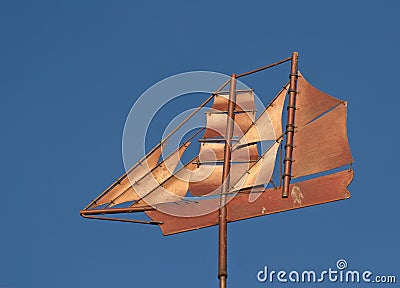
xmin=218 ymin=74 xmax=236 ymax=288
xmin=282 ymin=52 xmax=299 ymax=197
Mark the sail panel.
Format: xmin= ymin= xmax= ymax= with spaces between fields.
xmin=203 ymin=112 xmax=256 ymax=139
xmin=296 ymin=72 xmax=342 ymax=127
xmin=292 ymin=104 xmax=353 ymax=178
xmin=92 ymin=144 xmax=163 ymax=207
xmin=199 ymin=142 xmax=258 ymax=163
xmin=212 ymin=90 xmax=256 ymax=112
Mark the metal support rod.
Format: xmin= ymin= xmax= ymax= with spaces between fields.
xmin=80 ymin=206 xmax=155 ymax=215
xmin=81 ymin=214 xmax=162 ymax=225
xmin=218 ymin=74 xmax=236 ymax=288
xmin=236 ymin=57 xmax=291 ymax=78
xmin=282 ymin=52 xmax=299 ymax=197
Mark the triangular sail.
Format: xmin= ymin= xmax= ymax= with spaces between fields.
xmin=90 ymin=144 xmax=164 ymax=208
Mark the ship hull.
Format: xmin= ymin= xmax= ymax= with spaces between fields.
xmin=147 ymin=169 xmax=354 ymax=235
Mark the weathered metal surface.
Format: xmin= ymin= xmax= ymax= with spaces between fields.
xmin=282 ymin=52 xmax=299 ymax=197
xmin=228 ymin=169 xmax=352 ymax=222
xmin=296 ymin=71 xmax=342 ymax=127
xmin=146 ymin=169 xmax=353 ymax=235
xmin=133 ymin=156 xmax=199 ymax=206
xmin=111 ymin=142 xmax=190 ymax=206
xmin=292 ymin=103 xmax=353 ymax=178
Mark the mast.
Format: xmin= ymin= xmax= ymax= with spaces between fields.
xmin=218 ymin=74 xmax=236 ymax=288
xmin=282 ymin=52 xmax=299 ymax=197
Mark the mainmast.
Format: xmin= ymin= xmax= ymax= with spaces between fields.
xmin=282 ymin=52 xmax=299 ymax=197
xmin=218 ymin=74 xmax=236 ymax=288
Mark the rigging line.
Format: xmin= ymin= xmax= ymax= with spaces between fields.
xmin=231 ymin=83 xmax=289 ymax=152
xmin=228 ymin=133 xmax=284 ymax=193
xmin=236 ymin=57 xmax=291 ymax=78
xmin=192 ymin=160 xmax=258 ymax=165
xmin=103 ymin=127 xmax=204 ymax=208
xmin=214 ymin=89 xmax=253 ymax=95
xmin=81 ymin=214 xmax=162 ymax=225
xmin=83 ymin=80 xmax=228 ymax=211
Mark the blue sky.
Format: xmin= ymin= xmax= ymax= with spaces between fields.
xmin=1 ymin=1 xmax=399 ymax=287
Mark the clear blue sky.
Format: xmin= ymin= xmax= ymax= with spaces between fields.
xmin=1 ymin=1 xmax=399 ymax=287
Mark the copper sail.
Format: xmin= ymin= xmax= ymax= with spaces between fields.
xmin=291 ymin=73 xmax=353 ymax=178
xmin=88 ymin=144 xmax=164 ymax=208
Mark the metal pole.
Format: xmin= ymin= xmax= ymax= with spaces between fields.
xmin=218 ymin=74 xmax=236 ymax=288
xmin=282 ymin=52 xmax=299 ymax=197
xmin=80 ymin=206 xmax=154 ymax=215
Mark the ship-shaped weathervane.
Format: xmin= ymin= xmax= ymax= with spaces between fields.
xmin=81 ymin=52 xmax=354 ymax=288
